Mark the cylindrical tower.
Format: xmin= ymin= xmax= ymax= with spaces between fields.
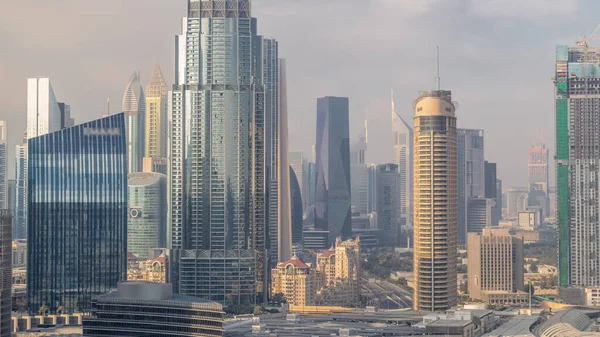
xmin=413 ymin=90 xmax=457 ymax=311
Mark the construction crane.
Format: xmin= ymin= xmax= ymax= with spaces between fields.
xmin=577 ymin=23 xmax=600 ymax=63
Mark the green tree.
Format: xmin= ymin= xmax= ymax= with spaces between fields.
xmin=271 ymin=293 xmax=287 ymax=305
xmin=253 ymin=306 xmax=264 ymax=315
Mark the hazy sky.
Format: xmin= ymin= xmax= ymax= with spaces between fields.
xmin=1 ymin=0 xmax=597 ymax=188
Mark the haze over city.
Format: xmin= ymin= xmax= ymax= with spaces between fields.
xmin=4 ymin=0 xmax=597 ymax=187
xmin=6 ymin=1 xmax=600 ymax=336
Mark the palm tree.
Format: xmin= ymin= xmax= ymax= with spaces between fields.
xmin=38 ymin=305 xmax=48 ymax=316
xmin=15 ymin=298 xmax=26 ymax=317
xmin=57 ymin=306 xmax=65 ymax=315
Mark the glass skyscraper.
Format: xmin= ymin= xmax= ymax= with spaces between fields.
xmin=27 ymin=113 xmax=127 ymax=314
xmin=457 ymin=129 xmax=485 ymax=247
xmin=314 ymin=96 xmax=352 ymax=246
xmin=0 ymin=210 xmax=11 ymax=337
xmin=168 ymin=0 xmax=272 ymax=304
xmin=128 ymin=172 xmax=167 ymax=258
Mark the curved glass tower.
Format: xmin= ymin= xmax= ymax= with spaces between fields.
xmin=314 ymin=96 xmax=352 ymax=246
xmin=27 ymin=113 xmax=127 ymax=314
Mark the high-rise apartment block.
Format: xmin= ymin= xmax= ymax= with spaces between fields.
xmin=168 ymin=0 xmax=285 ymax=304
xmin=555 ymin=44 xmax=600 ymax=287
xmin=392 ymin=91 xmax=413 ymax=228
xmin=413 ymin=90 xmax=458 ymax=311
xmin=457 ymin=129 xmax=485 ymax=246
xmin=376 ymin=163 xmax=400 ymax=246
xmin=314 ymin=97 xmax=352 ymax=246
xmin=0 ymin=211 xmax=11 ymax=337
xmin=127 ymin=172 xmax=167 ymax=258
xmin=528 ymin=143 xmax=549 ymax=218
xmin=27 ymin=113 xmax=127 ymax=314
xmin=467 ymin=228 xmax=526 ymax=305
xmin=0 ymin=122 xmax=5 ymax=210
xmin=14 ymin=139 xmax=27 ymax=240
xmin=122 ymin=72 xmax=146 ymax=173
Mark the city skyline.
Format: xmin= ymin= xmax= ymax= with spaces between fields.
xmin=3 ymin=0 xmax=594 ymax=189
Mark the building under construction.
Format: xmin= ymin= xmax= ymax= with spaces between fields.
xmin=555 ymin=36 xmax=600 ymax=287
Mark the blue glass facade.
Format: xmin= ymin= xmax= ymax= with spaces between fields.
xmin=27 ymin=113 xmax=127 ymax=314
xmin=289 ymin=166 xmax=303 ymax=251
xmin=314 ymin=97 xmax=352 ymax=245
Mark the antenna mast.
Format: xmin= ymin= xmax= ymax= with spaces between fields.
xmin=436 ymin=46 xmax=441 ymax=91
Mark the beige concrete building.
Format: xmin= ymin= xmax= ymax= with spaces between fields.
xmin=271 ymin=256 xmax=317 ymax=307
xmin=271 ymin=237 xmax=361 ymax=307
xmin=467 ymin=228 xmax=527 ymax=305
xmin=315 ymin=237 xmax=361 ymax=306
xmin=143 ymin=256 xmax=167 ymax=283
xmin=413 ymin=90 xmax=458 ymax=311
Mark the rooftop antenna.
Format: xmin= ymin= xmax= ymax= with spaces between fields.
xmin=365 ymin=108 xmax=369 ymax=143
xmin=107 ymin=97 xmax=110 ymax=116
xmin=435 ymin=46 xmax=441 ymax=91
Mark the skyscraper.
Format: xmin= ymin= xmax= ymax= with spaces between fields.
xmin=314 ymin=96 xmax=352 ymax=246
xmin=413 ymin=90 xmax=458 ymax=311
xmin=528 ymin=143 xmax=549 ymax=218
xmin=128 ymin=172 xmax=167 ymax=258
xmin=14 ymin=135 xmax=27 ymax=240
xmin=555 ymin=44 xmax=600 ymax=286
xmin=168 ymin=0 xmax=271 ymax=304
xmin=17 ymin=78 xmax=66 ymax=240
xmin=145 ymin=64 xmax=168 ymax=161
xmin=276 ymin=58 xmax=292 ymax=264
xmin=290 ymin=166 xmax=304 ymax=255
xmin=457 ymin=129 xmax=485 ymax=246
xmin=376 ymin=163 xmax=400 ymax=246
xmin=122 ymin=72 xmax=146 ymax=173
xmin=26 ymin=78 xmax=62 ymax=139
xmin=6 ymin=180 xmax=15 ymax=236
xmin=484 ymin=161 xmax=500 ymax=226
xmin=0 ymin=122 xmax=5 ymax=209
xmin=367 ymin=163 xmax=377 ymax=214
xmin=289 ymin=151 xmax=308 ymax=211
xmin=350 ymin=115 xmax=369 ymax=215
xmin=0 ymin=210 xmax=11 ymax=337
xmin=392 ymin=90 xmax=413 ymax=228
xmin=27 ymin=113 xmax=127 ymax=314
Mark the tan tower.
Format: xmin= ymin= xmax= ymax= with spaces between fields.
xmin=145 ymin=64 xmax=168 ymax=160
xmin=413 ymin=90 xmax=457 ymax=311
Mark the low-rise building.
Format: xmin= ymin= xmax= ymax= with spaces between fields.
xmin=271 ymin=237 xmax=361 ymax=308
xmin=417 ymin=309 xmax=495 ymax=337
xmin=83 ymin=281 xmax=224 ymax=337
xmin=271 ymin=256 xmax=318 ymax=307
